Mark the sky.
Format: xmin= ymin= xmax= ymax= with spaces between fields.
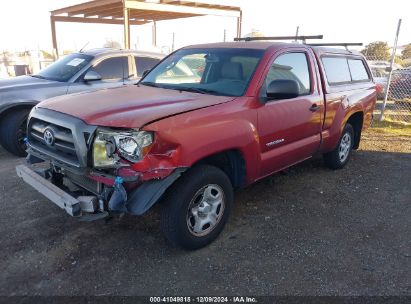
xmin=0 ymin=0 xmax=409 ymax=54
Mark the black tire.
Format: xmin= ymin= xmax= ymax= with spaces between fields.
xmin=160 ymin=165 xmax=233 ymax=250
xmin=324 ymin=123 xmax=354 ymax=170
xmin=0 ymin=108 xmax=30 ymax=157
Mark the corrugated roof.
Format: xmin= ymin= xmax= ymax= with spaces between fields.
xmin=51 ymin=0 xmax=241 ymax=25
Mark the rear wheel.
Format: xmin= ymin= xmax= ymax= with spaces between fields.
xmin=0 ymin=108 xmax=30 ymax=157
xmin=324 ymin=123 xmax=354 ymax=170
xmin=160 ymin=165 xmax=233 ymax=250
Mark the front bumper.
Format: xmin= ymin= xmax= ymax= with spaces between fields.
xmin=16 ymin=165 xmax=98 ymax=218
xmin=16 ymin=163 xmax=187 ymax=219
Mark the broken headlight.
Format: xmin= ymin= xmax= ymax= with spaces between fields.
xmin=93 ymin=129 xmax=153 ymax=168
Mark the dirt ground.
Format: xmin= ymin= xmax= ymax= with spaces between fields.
xmin=0 ymin=125 xmax=410 ymax=296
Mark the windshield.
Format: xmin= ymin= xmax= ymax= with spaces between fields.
xmin=34 ymin=53 xmax=93 ymax=82
xmin=141 ymin=48 xmax=264 ymax=96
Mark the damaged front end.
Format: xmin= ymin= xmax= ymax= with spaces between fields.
xmin=18 ymin=108 xmax=186 ymax=221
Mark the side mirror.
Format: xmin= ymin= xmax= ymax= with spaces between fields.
xmin=84 ymin=70 xmax=102 ymax=82
xmin=266 ymin=79 xmax=299 ymax=100
xmin=141 ymin=70 xmax=150 ymax=78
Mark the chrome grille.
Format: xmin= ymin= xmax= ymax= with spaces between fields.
xmin=28 ymin=118 xmax=79 ymax=165
xmin=27 ymin=108 xmax=97 ymax=169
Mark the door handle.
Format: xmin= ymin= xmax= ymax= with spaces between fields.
xmin=309 ymin=104 xmax=320 ymax=112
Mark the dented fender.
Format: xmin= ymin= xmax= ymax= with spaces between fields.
xmin=106 ymin=167 xmax=186 ymax=215
xmin=143 ymin=118 xmax=260 ymax=183
xmin=125 ymin=168 xmax=186 ymax=215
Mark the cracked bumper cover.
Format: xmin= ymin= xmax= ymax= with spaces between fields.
xmin=16 ymin=164 xmax=186 ymax=218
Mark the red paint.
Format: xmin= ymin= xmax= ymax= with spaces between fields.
xmin=88 ymin=173 xmax=116 ymax=186
xmin=40 ymin=85 xmax=234 ymax=128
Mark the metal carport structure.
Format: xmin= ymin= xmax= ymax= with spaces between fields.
xmin=50 ymin=0 xmax=242 ymax=57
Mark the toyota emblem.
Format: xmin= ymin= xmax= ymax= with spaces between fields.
xmin=43 ymin=128 xmax=55 ymax=146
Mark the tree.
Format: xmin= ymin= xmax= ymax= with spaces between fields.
xmin=1 ymin=51 xmax=10 ymax=66
xmin=361 ymin=41 xmax=390 ymax=61
xmin=244 ymin=29 xmax=264 ymax=38
xmin=401 ymin=44 xmax=411 ymax=59
xmin=63 ymin=50 xmax=74 ymax=55
xmin=395 ymin=55 xmax=404 ymax=67
xmin=41 ymin=50 xmax=54 ymax=60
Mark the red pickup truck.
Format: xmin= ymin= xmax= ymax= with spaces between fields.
xmin=16 ymin=41 xmax=376 ymax=249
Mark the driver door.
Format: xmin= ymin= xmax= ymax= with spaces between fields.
xmin=257 ymin=50 xmax=323 ymax=177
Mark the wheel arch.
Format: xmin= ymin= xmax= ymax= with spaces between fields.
xmin=193 ymin=149 xmax=247 ymax=189
xmin=0 ymin=102 xmax=37 ymax=122
xmin=346 ymin=111 xmax=364 ymax=150
xmin=322 ymin=105 xmax=365 ymax=153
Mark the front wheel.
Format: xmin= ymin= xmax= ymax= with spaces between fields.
xmin=160 ymin=165 xmax=233 ymax=250
xmin=324 ymin=123 xmax=354 ymax=170
xmin=0 ymin=108 xmax=30 ymax=157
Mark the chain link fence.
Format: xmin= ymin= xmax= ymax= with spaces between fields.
xmin=366 ymin=56 xmax=411 ymax=124
xmin=385 ymin=68 xmax=411 ymax=123
xmin=365 ymin=56 xmax=411 ymax=123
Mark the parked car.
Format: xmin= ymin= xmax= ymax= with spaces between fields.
xmin=16 ymin=42 xmax=376 ymax=249
xmin=367 ymin=61 xmax=403 ymax=100
xmin=0 ymin=49 xmax=164 ymax=156
xmin=369 ymin=65 xmax=388 ymax=99
xmin=388 ymin=68 xmax=411 ymax=101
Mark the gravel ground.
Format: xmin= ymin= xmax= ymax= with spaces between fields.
xmin=0 ymin=127 xmax=410 ymax=296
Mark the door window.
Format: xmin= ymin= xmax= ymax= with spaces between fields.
xmin=91 ymin=57 xmax=128 ymax=80
xmin=135 ymin=57 xmax=161 ymax=77
xmin=265 ymin=52 xmax=311 ymax=96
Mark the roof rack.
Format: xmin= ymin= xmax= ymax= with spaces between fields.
xmin=308 ymin=43 xmax=363 ymax=51
xmin=234 ymin=35 xmax=323 ymax=43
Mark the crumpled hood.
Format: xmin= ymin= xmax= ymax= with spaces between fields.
xmin=0 ymin=75 xmax=57 ymax=92
xmin=38 ymin=85 xmax=235 ymax=128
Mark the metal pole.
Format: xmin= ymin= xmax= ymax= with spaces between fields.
xmin=172 ymin=32 xmax=175 ymax=52
xmin=123 ymin=7 xmax=130 ymax=49
xmin=50 ymin=16 xmax=58 ymax=59
xmin=38 ymin=44 xmax=41 ymax=72
xmin=152 ymin=21 xmax=157 ymax=47
xmin=380 ymin=19 xmax=402 ymax=121
xmin=295 ymin=26 xmax=299 ymax=42
xmin=239 ymin=10 xmax=242 ymax=38
xmin=223 ymin=29 xmax=226 ymax=42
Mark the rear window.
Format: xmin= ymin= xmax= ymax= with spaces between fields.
xmin=322 ymin=57 xmax=351 ymax=84
xmin=232 ymin=56 xmax=260 ymax=82
xmin=348 ymin=59 xmax=370 ymax=81
xmin=322 ymin=56 xmax=370 ymax=85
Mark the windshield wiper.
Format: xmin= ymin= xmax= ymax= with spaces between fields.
xmin=140 ymin=82 xmax=162 ymax=88
xmin=31 ymin=74 xmax=47 ymax=80
xmin=176 ymin=87 xmax=222 ymax=95
xmin=140 ymin=83 xmax=227 ymax=96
